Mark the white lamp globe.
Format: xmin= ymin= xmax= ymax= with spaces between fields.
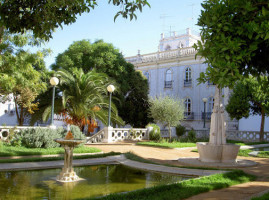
xmin=50 ymin=77 xmax=59 ymax=86
xmin=107 ymin=85 xmax=115 ymax=93
xmin=202 ymin=98 xmax=208 ymax=103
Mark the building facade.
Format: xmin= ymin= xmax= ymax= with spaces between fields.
xmin=126 ymin=28 xmax=235 ymax=131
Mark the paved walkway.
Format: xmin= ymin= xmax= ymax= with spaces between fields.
xmin=88 ymin=142 xmax=269 ymax=200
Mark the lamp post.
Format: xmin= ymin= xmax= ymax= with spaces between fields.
xmin=50 ymin=77 xmax=59 ymax=129
xmin=107 ymin=85 xmax=115 ymax=127
xmin=202 ymin=98 xmax=208 ymax=128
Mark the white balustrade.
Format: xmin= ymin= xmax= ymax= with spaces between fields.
xmin=125 ymin=47 xmax=197 ymax=65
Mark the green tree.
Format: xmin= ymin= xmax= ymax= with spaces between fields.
xmin=226 ymin=76 xmax=269 ymax=141
xmin=0 ymin=30 xmax=48 ymax=125
xmin=194 ymin=0 xmax=269 ymax=88
xmin=42 ymin=69 xmax=124 ymax=131
xmin=0 ymin=0 xmax=150 ymax=40
xmin=149 ymin=96 xmax=185 ymax=141
xmin=52 ymin=40 xmax=151 ymax=127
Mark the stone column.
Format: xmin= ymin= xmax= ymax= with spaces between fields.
xmin=103 ymin=126 xmax=114 ymax=143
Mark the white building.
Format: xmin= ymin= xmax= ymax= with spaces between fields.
xmin=126 ymin=28 xmax=235 ymax=131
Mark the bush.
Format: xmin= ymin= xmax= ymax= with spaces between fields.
xmin=11 ymin=125 xmax=85 ymax=148
xmin=147 ymin=124 xmax=161 ymax=141
xmin=175 ymin=124 xmax=186 ymax=138
xmin=187 ymin=130 xmax=197 ymax=142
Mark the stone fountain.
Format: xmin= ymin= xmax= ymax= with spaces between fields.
xmin=196 ymin=86 xmax=240 ymax=163
xmin=54 ymin=131 xmax=84 ymax=182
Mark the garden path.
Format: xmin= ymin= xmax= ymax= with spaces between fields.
xmin=88 ymin=142 xmax=269 ymax=200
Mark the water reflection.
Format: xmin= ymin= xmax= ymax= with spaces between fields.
xmin=0 ymin=164 xmax=191 ymax=200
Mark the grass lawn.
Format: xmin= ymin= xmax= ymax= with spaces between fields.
xmin=137 ymin=141 xmax=196 ymax=148
xmin=0 ymin=144 xmax=101 ymax=157
xmin=137 ymin=140 xmax=268 ymax=149
xmin=87 ymin=170 xmax=255 ymax=200
xmin=252 ymin=192 xmax=269 ymax=200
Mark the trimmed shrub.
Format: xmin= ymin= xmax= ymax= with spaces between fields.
xmin=11 ymin=126 xmax=85 ymax=148
xmin=69 ymin=125 xmax=86 ymax=140
xmin=187 ymin=130 xmax=197 ymax=142
xmin=175 ymin=124 xmax=186 ymax=138
xmin=147 ymin=124 xmax=161 ymax=141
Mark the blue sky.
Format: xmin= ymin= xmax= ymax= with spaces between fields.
xmin=40 ymin=0 xmax=203 ymax=69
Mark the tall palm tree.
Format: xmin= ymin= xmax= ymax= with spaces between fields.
xmin=43 ymin=68 xmax=124 ymax=131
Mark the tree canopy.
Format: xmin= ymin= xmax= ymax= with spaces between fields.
xmin=0 ymin=0 xmax=150 ymax=40
xmin=52 ymin=40 xmax=151 ymax=127
xmin=149 ymin=95 xmax=185 ymax=141
xmin=0 ymin=30 xmax=48 ymax=125
xmin=226 ymin=76 xmax=269 ymax=141
xmin=41 ymin=69 xmax=123 ymax=131
xmin=194 ymin=0 xmax=269 ymax=88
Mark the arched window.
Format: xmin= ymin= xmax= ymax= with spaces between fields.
xmin=184 ymin=98 xmax=193 ymax=119
xmin=178 ymin=42 xmax=184 ymax=48
xmin=165 ymin=69 xmax=173 ymax=88
xmin=208 ymin=97 xmax=214 ymax=113
xmin=184 ymin=98 xmax=191 ymax=113
xmin=165 ymin=45 xmax=171 ymax=51
xmin=184 ymin=67 xmax=192 ymax=87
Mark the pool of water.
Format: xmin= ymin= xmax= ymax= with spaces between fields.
xmin=252 ymin=147 xmax=269 ymax=151
xmin=0 ymin=164 xmax=191 ymax=200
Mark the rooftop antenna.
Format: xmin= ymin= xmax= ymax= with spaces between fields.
xmin=188 ymin=3 xmax=195 ymax=31
xmin=160 ymin=14 xmax=173 ymax=34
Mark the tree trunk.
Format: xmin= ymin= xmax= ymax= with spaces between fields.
xmin=260 ymin=107 xmax=265 ymax=142
xmin=19 ymin=105 xmax=24 ymax=126
xmin=14 ymin=96 xmax=22 ymax=126
xmin=168 ymin=124 xmax=172 ymax=142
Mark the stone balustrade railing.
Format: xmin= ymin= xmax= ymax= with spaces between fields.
xmin=191 ymin=130 xmax=269 ymax=142
xmin=86 ymin=127 xmax=148 ymax=143
xmin=125 ymin=47 xmax=198 ymax=65
xmin=226 ymin=130 xmax=269 ymax=142
xmin=0 ymin=126 xmax=48 ymax=140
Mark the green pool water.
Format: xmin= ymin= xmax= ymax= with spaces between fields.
xmin=0 ymin=164 xmax=191 ymax=200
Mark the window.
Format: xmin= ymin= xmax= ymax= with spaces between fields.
xmin=184 ymin=98 xmax=191 ymax=113
xmin=165 ymin=45 xmax=171 ymax=51
xmin=164 ymin=69 xmax=173 ymax=88
xmin=184 ymin=98 xmax=193 ymax=120
xmin=208 ymin=97 xmax=215 ymax=113
xmin=184 ymin=67 xmax=192 ymax=87
xmin=178 ymin=42 xmax=184 ymax=48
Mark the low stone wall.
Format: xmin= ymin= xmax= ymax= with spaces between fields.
xmin=226 ymin=130 xmax=269 ymax=142
xmin=188 ymin=130 xmax=269 ymax=142
xmin=0 ymin=126 xmax=47 ymax=140
xmin=87 ymin=127 xmax=148 ymax=143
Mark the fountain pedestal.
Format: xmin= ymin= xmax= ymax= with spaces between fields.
xmin=54 ymin=139 xmax=84 ymax=182
xmin=197 ymin=87 xmax=240 ymax=163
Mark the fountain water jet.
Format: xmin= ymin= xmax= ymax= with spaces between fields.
xmin=54 ymin=131 xmax=84 ymax=182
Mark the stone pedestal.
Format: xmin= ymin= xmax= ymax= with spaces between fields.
xmin=103 ymin=126 xmax=114 ymax=143
xmin=57 ymin=145 xmax=80 ymax=182
xmin=197 ymin=142 xmax=240 ymax=163
xmin=54 ymin=139 xmax=84 ymax=182
xmin=197 ymin=86 xmax=240 ymax=163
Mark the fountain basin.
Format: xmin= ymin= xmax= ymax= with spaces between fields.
xmin=54 ymin=139 xmax=84 ymax=147
xmin=196 ymin=142 xmax=240 ymax=163
xmin=0 ymin=165 xmax=191 ymax=200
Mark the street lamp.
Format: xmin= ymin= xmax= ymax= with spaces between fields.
xmin=107 ymin=85 xmax=115 ymax=127
xmin=202 ymin=98 xmax=208 ymax=128
xmin=50 ymin=77 xmax=59 ymax=129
